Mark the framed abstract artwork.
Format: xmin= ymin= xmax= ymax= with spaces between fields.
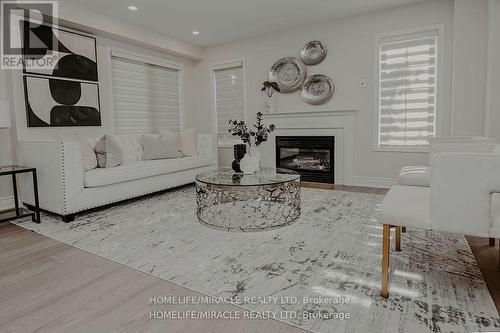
xmin=21 ymin=20 xmax=101 ymax=127
xmin=23 ymin=76 xmax=101 ymax=127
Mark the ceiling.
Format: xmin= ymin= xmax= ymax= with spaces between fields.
xmin=60 ymin=0 xmax=432 ymax=47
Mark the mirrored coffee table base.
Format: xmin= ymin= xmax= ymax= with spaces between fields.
xmin=195 ymin=168 xmax=301 ymax=232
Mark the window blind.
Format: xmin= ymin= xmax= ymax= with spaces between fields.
xmin=214 ymin=64 xmax=244 ymax=138
xmin=111 ymin=56 xmax=181 ymax=135
xmin=378 ymin=31 xmax=438 ymax=148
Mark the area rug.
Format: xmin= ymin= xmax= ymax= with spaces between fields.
xmin=15 ymin=186 xmax=500 ymax=333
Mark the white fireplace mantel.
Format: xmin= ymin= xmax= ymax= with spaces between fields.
xmin=262 ymin=110 xmax=358 ymax=185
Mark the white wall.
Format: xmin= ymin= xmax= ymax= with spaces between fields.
xmin=451 ymin=0 xmax=489 ymax=136
xmin=194 ymin=0 xmax=455 ymax=185
xmin=486 ymin=0 xmax=500 ymax=138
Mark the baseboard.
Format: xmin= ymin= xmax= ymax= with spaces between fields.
xmin=0 ymin=196 xmax=14 ymax=211
xmin=352 ymin=176 xmax=398 ymax=189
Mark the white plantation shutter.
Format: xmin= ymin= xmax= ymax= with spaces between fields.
xmin=377 ymin=30 xmax=438 ymax=148
xmin=112 ymin=56 xmax=181 ymax=135
xmin=214 ymin=63 xmax=244 ymax=138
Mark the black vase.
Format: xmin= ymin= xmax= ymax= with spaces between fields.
xmin=232 ymin=144 xmax=246 ymax=173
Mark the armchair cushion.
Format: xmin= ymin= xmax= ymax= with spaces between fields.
xmin=398 ymin=166 xmax=430 ymax=187
xmin=380 ymin=185 xmax=430 ymax=228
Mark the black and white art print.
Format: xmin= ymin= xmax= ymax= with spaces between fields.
xmin=22 ymin=21 xmax=98 ymax=81
xmin=23 ymin=76 xmax=101 ymax=127
xmin=21 ymin=20 xmax=101 ymax=127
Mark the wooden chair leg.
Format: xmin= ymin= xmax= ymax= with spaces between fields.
xmin=490 ymin=238 xmax=496 ymax=247
xmin=395 ymin=226 xmax=402 ymax=252
xmin=381 ymin=224 xmax=391 ymax=298
xmin=402 ymin=227 xmax=407 ymax=233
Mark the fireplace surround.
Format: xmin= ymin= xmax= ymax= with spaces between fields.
xmin=276 ymin=136 xmax=335 ymax=183
xmin=262 ymin=110 xmax=357 ymax=185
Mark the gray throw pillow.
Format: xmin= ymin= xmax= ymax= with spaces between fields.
xmin=94 ymin=135 xmax=123 ymax=168
xmin=142 ymin=134 xmax=182 ymax=160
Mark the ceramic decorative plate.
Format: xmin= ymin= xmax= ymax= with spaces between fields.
xmin=269 ymin=57 xmax=306 ymax=93
xmin=300 ymin=41 xmax=327 ymax=65
xmin=300 ymin=74 xmax=335 ymax=105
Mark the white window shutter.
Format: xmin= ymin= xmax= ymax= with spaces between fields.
xmin=112 ymin=57 xmax=181 ymax=135
xmin=378 ymin=30 xmax=438 ymax=148
xmin=214 ymin=64 xmax=244 ymax=138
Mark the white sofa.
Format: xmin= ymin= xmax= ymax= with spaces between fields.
xmin=17 ymin=133 xmax=214 ymax=222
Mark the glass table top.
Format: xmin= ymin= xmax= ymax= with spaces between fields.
xmin=195 ymin=168 xmax=300 ymax=186
xmin=0 ymin=165 xmax=35 ymax=175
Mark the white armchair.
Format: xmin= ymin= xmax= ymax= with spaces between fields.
xmin=398 ymin=136 xmax=495 ymax=187
xmin=379 ymin=146 xmax=500 ymax=297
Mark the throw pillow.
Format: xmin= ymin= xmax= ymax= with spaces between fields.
xmin=142 ymin=134 xmax=182 ymax=160
xmin=79 ymin=138 xmax=98 ymax=171
xmin=179 ymin=128 xmax=198 ymax=156
xmin=94 ymin=135 xmax=123 ymax=168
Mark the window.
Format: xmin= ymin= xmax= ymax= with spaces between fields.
xmin=376 ymin=29 xmax=439 ymax=150
xmin=213 ymin=61 xmax=245 ymax=139
xmin=111 ymin=53 xmax=182 ymax=134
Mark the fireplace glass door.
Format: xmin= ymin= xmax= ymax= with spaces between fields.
xmin=276 ymin=136 xmax=334 ymax=183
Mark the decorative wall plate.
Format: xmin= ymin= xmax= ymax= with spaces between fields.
xmin=269 ymin=57 xmax=306 ymax=93
xmin=300 ymin=41 xmax=327 ymax=65
xmin=300 ymin=74 xmax=335 ymax=105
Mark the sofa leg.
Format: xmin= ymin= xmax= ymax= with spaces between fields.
xmin=395 ymin=226 xmax=402 ymax=252
xmin=381 ymin=224 xmax=391 ymax=298
xmin=490 ymin=238 xmax=496 ymax=247
xmin=61 ymin=214 xmax=75 ymax=223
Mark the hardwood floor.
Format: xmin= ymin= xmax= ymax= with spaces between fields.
xmin=0 ymin=183 xmax=498 ymax=333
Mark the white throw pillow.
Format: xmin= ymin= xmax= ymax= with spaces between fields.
xmin=58 ymin=135 xmax=98 ymax=171
xmin=79 ymin=138 xmax=98 ymax=171
xmin=142 ymin=134 xmax=182 ymax=160
xmin=179 ymin=128 xmax=198 ymax=156
xmin=94 ymin=135 xmax=123 ymax=168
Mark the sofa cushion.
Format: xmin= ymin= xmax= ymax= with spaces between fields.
xmin=398 ymin=166 xmax=430 ymax=187
xmin=94 ymin=135 xmax=123 ymax=168
xmin=84 ymin=155 xmax=211 ymax=187
xmin=142 ymin=134 xmax=181 ymax=160
xmin=380 ymin=185 xmax=431 ymax=228
xmin=179 ymin=128 xmax=198 ymax=156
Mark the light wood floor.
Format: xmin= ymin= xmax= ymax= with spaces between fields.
xmin=0 ymin=183 xmax=498 ymax=333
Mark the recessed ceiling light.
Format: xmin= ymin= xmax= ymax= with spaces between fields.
xmin=128 ymin=5 xmax=138 ymax=11
xmin=192 ymin=31 xmax=200 ymax=35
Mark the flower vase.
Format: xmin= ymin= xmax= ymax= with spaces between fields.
xmin=240 ymin=146 xmax=261 ymax=174
xmin=266 ymin=96 xmax=276 ymax=113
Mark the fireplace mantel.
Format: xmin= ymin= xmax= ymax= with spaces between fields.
xmin=262 ymin=109 xmax=357 ymax=118
xmin=262 ymin=109 xmax=357 ymax=185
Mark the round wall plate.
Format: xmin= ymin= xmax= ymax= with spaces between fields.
xmin=269 ymin=57 xmax=306 ymax=93
xmin=300 ymin=41 xmax=327 ymax=66
xmin=300 ymin=74 xmax=335 ymax=105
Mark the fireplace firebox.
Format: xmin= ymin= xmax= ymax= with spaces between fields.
xmin=276 ymin=136 xmax=334 ymax=183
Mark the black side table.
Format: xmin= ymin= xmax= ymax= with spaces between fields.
xmin=0 ymin=166 xmax=40 ymax=223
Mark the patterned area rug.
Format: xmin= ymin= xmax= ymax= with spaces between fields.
xmin=15 ymin=186 xmax=500 ymax=333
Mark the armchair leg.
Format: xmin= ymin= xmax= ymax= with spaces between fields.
xmin=381 ymin=224 xmax=391 ymax=298
xmin=395 ymin=226 xmax=402 ymax=252
xmin=490 ymin=238 xmax=496 ymax=247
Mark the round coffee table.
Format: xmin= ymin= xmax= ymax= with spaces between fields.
xmin=195 ymin=168 xmax=301 ymax=231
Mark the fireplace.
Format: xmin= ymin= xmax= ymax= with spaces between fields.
xmin=276 ymin=136 xmax=334 ymax=183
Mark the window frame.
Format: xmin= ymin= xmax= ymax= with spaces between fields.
xmin=372 ymin=25 xmax=445 ymax=153
xmin=107 ymin=48 xmax=185 ymax=135
xmin=210 ymin=58 xmax=247 ymax=147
